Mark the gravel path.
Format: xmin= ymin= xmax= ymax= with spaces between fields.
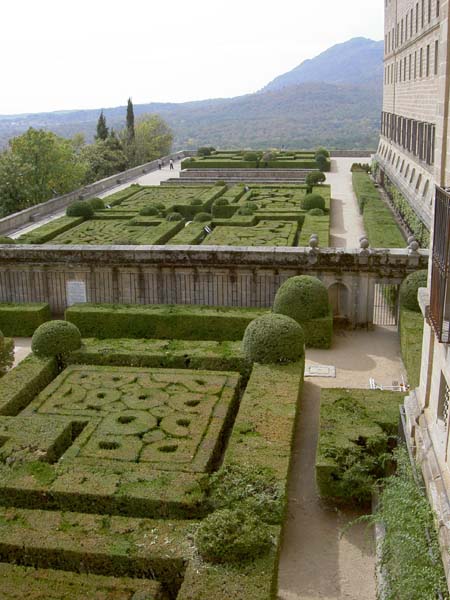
xmin=278 ymin=327 xmax=405 ymax=600
xmin=326 ymin=158 xmax=366 ymax=249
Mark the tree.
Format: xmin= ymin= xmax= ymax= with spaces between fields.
xmin=126 ymin=98 xmax=135 ymax=142
xmin=96 ymin=111 xmax=109 ymax=141
xmin=81 ymin=134 xmax=128 ymax=183
xmin=132 ymin=114 xmax=173 ymax=165
xmin=0 ymin=152 xmax=33 ymax=216
xmin=8 ymin=128 xmax=87 ymax=204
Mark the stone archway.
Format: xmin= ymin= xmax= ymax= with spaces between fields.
xmin=328 ymin=282 xmax=350 ymax=319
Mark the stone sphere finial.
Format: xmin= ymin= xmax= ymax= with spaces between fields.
xmin=360 ymin=237 xmax=370 ymax=250
xmin=309 ymin=235 xmax=319 ymax=249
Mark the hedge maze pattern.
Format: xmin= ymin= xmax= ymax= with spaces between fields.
xmin=17 ymin=182 xmax=332 ymax=248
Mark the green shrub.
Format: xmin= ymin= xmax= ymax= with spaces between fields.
xmin=242 ymin=313 xmax=305 ymax=364
xmin=193 ymin=212 xmax=211 ymax=223
xmin=399 ymin=270 xmax=428 ymax=312
xmin=315 ymin=154 xmax=331 ymax=171
xmin=301 ymin=193 xmax=325 ymax=211
xmin=189 ymin=198 xmax=203 ymax=206
xmin=372 ymin=446 xmax=448 ymax=600
xmin=166 ymin=212 xmax=184 ymax=222
xmin=316 ymin=388 xmax=400 ymax=504
xmin=66 ymin=201 xmax=94 ymax=219
xmin=139 ymin=205 xmax=160 ymax=216
xmin=0 ymin=236 xmax=15 ymax=244
xmin=308 ymin=208 xmax=324 ymax=216
xmin=31 ymin=320 xmax=82 ymax=358
xmin=315 ymin=147 xmax=330 ymax=158
xmin=195 ymin=508 xmax=273 ymax=564
xmin=197 ymin=146 xmax=214 ymax=156
xmin=306 ymin=171 xmax=326 ymax=188
xmin=400 ymin=308 xmax=423 ymax=388
xmin=214 ymin=180 xmax=227 ymax=187
xmin=0 ymin=332 xmax=14 ymax=377
xmin=213 ymin=197 xmax=229 ymax=206
xmin=243 ymin=152 xmax=259 ymax=162
xmin=0 ymin=303 xmax=51 ymax=337
xmin=273 ymin=275 xmax=329 ymax=323
xmin=237 ymin=207 xmax=254 ymax=216
xmin=88 ymin=197 xmax=105 ymax=210
xmin=208 ymin=464 xmax=284 ymax=524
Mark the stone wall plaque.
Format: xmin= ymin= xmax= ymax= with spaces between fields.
xmin=66 ymin=280 xmax=87 ymax=306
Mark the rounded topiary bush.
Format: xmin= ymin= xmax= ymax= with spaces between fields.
xmin=166 ymin=212 xmax=184 ymax=222
xmin=400 ymin=270 xmax=428 ymax=312
xmin=195 ymin=508 xmax=272 ymax=564
xmin=32 ymin=320 xmax=82 ymax=358
xmin=242 ymin=313 xmax=305 ymax=364
xmin=243 ymin=152 xmax=259 ymax=162
xmin=308 ymin=208 xmax=325 ymax=216
xmin=0 ymin=236 xmax=15 ymax=244
xmin=301 ymin=193 xmax=325 ymax=211
xmin=190 ymin=198 xmax=203 ymax=206
xmin=139 ymin=205 xmax=159 ymax=216
xmin=215 ymin=180 xmax=227 ymax=187
xmin=273 ymin=275 xmax=329 ymax=323
xmin=214 ymin=197 xmax=229 ymax=206
xmin=66 ymin=201 xmax=94 ymax=219
xmin=237 ymin=207 xmax=254 ymax=216
xmin=88 ymin=197 xmax=105 ymax=210
xmin=193 ymin=212 xmax=211 ymax=223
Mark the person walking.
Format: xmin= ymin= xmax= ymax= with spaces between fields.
xmin=169 ymin=159 xmax=174 ymax=170
xmin=158 ymin=159 xmax=162 ymax=170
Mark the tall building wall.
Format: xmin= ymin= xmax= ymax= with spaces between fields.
xmin=376 ymin=0 xmax=445 ymax=228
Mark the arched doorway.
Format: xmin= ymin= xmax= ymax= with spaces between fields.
xmin=328 ymin=282 xmax=350 ymax=320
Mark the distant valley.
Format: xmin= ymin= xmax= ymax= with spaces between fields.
xmin=0 ymin=37 xmax=383 ymax=150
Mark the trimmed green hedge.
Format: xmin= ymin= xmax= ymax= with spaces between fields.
xmin=399 ymin=308 xmax=423 ymax=389
xmin=0 ymin=303 xmax=51 ymax=337
xmin=18 ymin=217 xmax=84 ymax=244
xmin=298 ymin=214 xmax=330 ymax=246
xmin=65 ymin=303 xmax=264 ymax=340
xmin=352 ymin=172 xmax=405 ymax=247
xmin=0 ymin=353 xmax=57 ymax=415
xmin=316 ymin=388 xmax=401 ymax=504
xmin=299 ymin=310 xmax=333 ymax=349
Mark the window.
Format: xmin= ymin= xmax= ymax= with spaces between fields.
xmin=410 ymin=167 xmax=416 ymax=183
xmin=416 ymin=3 xmax=419 ymax=32
xmin=427 ymin=44 xmax=430 ymax=76
xmin=406 ymin=13 xmax=409 ymax=40
xmin=414 ymin=51 xmax=417 ymax=79
xmin=404 ymin=56 xmax=407 ymax=81
xmin=400 ymin=159 xmax=405 ymax=173
xmin=396 ymin=155 xmax=401 ymax=168
xmin=400 ymin=59 xmax=402 ymax=82
xmin=401 ymin=19 xmax=404 ymax=44
xmin=435 ymin=40 xmax=439 ymax=75
xmin=411 ymin=8 xmax=414 ymax=36
xmin=405 ymin=164 xmax=410 ymax=178
xmin=438 ymin=374 xmax=450 ymax=424
xmin=437 ymin=0 xmax=440 ymax=17
xmin=428 ymin=0 xmax=432 ymax=22
xmin=423 ymin=179 xmax=429 ymax=197
xmin=409 ymin=54 xmax=412 ymax=80
xmin=416 ymin=173 xmax=422 ymax=190
xmin=422 ymin=0 xmax=425 ymax=27
xmin=420 ymin=47 xmax=423 ymax=77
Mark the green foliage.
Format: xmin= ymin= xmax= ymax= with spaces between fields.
xmin=242 ymin=313 xmax=305 ymax=364
xmin=65 ymin=303 xmax=263 ymax=341
xmin=373 ymin=446 xmax=449 ymax=600
xmin=0 ymin=128 xmax=87 ymax=215
xmin=66 ymin=201 xmax=94 ymax=219
xmin=315 ymin=147 xmax=330 ymax=158
xmin=301 ymin=193 xmax=325 ymax=211
xmin=81 ymin=134 xmax=128 ymax=183
xmin=213 ymin=197 xmax=229 ymax=206
xmin=242 ymin=152 xmax=259 ymax=163
xmin=352 ymin=172 xmax=405 ymax=247
xmin=306 ymin=171 xmax=326 ymax=188
xmin=195 ymin=508 xmax=273 ymax=564
xmin=351 ymin=162 xmax=370 ymax=172
xmin=189 ymin=197 xmax=203 ymax=206
xmin=308 ymin=207 xmax=324 ymax=216
xmin=208 ymin=464 xmax=284 ymax=524
xmin=384 ymin=178 xmax=430 ymax=247
xmin=273 ymin=275 xmax=329 ymax=323
xmin=0 ymin=333 xmax=14 ymax=377
xmin=0 ymin=303 xmax=51 ymax=336
xmin=126 ymin=98 xmax=135 ymax=142
xmin=166 ymin=212 xmax=184 ymax=221
xmin=132 ymin=114 xmax=173 ymax=166
xmin=95 ymin=111 xmax=109 ymax=141
xmin=139 ymin=205 xmax=160 ymax=216
xmin=316 ymin=388 xmax=400 ymax=504
xmin=400 ymin=308 xmax=424 ymax=388
xmin=315 ymin=154 xmax=331 ymax=171
xmin=399 ymin=270 xmax=428 ymax=312
xmin=0 ymin=236 xmax=15 ymax=244
xmin=87 ymin=197 xmax=105 ymax=210
xmin=214 ymin=180 xmax=226 ymax=187
xmin=197 ymin=147 xmax=215 ymax=157
xmin=193 ymin=212 xmax=211 ymax=223
xmin=31 ymin=320 xmax=82 ymax=358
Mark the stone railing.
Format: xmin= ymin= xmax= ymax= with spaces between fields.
xmin=0 ymin=151 xmax=189 ymax=236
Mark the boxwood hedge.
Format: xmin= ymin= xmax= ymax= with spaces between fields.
xmin=0 ymin=303 xmax=52 ymax=337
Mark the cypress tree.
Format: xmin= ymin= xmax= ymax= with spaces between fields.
xmin=126 ymin=98 xmax=135 ymax=141
xmin=95 ymin=111 xmax=109 ymax=141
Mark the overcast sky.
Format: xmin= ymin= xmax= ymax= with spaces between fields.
xmin=1 ymin=0 xmax=383 ymax=115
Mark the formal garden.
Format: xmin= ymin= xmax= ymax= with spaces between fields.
xmin=12 ymin=180 xmax=332 ymax=248
xmin=181 ymin=148 xmax=331 ymax=171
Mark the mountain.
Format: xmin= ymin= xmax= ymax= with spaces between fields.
xmin=0 ymin=38 xmax=383 ymax=150
xmin=262 ymin=37 xmax=384 ymax=91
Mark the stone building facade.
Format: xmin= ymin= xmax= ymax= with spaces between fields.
xmin=375 ymin=0 xmax=447 ymax=229
xmin=391 ymin=0 xmax=450 ymax=588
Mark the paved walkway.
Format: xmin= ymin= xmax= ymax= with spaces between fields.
xmin=9 ymin=160 xmax=182 ymax=239
xmin=326 ymin=158 xmax=366 ymax=249
xmin=13 ymin=338 xmax=32 ymax=367
xmin=278 ymin=326 xmax=405 ymax=600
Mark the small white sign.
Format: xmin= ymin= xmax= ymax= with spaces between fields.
xmin=67 ymin=280 xmax=87 ymax=306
